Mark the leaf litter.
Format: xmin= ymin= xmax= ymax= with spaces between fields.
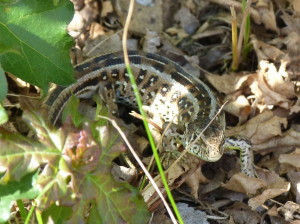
xmin=3 ymin=0 xmax=300 ymax=223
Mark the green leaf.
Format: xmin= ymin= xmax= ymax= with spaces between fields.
xmin=0 ymin=104 xmax=8 ymax=125
xmin=0 ymin=99 xmax=150 ymax=223
xmin=0 ymin=128 xmax=61 ymax=183
xmin=62 ymin=95 xmax=86 ymax=127
xmin=0 ymin=0 xmax=75 ymax=92
xmin=0 ymin=171 xmax=40 ymax=223
xmin=0 ymin=64 xmax=7 ymax=102
xmin=42 ymin=204 xmax=72 ymax=224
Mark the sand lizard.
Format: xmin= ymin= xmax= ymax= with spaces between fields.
xmin=47 ymin=51 xmax=255 ymax=177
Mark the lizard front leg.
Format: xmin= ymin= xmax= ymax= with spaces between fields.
xmin=223 ymin=137 xmax=256 ymax=177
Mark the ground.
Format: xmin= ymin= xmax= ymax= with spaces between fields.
xmin=4 ymin=0 xmax=300 ymax=223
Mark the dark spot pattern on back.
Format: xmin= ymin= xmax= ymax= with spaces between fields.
xmin=136 ymin=69 xmax=147 ymax=85
xmin=111 ymin=69 xmax=120 ymax=79
xmin=142 ymin=75 xmax=159 ymax=89
xmin=160 ymin=83 xmax=171 ymax=96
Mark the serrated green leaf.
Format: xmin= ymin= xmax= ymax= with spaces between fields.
xmin=0 ymin=128 xmax=61 ymax=183
xmin=0 ymin=0 xmax=75 ymax=92
xmin=0 ymin=171 xmax=40 ymax=223
xmin=0 ymin=95 xmax=150 ymax=223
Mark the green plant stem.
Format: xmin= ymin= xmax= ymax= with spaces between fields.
xmin=25 ymin=204 xmax=35 ymax=224
xmin=16 ymin=200 xmax=28 ymax=221
xmin=35 ymin=209 xmax=43 ymax=224
xmin=242 ymin=0 xmax=251 ymax=59
xmin=231 ymin=6 xmax=238 ymax=71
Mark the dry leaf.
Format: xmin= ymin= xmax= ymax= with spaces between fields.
xmin=279 ymin=148 xmax=300 ymax=168
xmin=225 ymin=202 xmax=261 ymax=224
xmin=251 ymin=37 xmax=287 ymax=62
xmin=293 ymin=0 xmax=300 ymax=13
xmin=253 ymin=0 xmax=278 ymax=32
xmin=250 ymin=60 xmax=295 ymax=110
xmin=248 ymin=170 xmax=290 ymax=209
xmin=185 ymin=167 xmax=209 ymax=198
xmin=287 ymin=171 xmax=300 ymax=204
xmin=226 ymin=110 xmax=287 ymax=146
xmin=205 ymin=73 xmax=250 ymax=94
xmin=222 ymin=173 xmax=267 ymax=196
xmin=278 ymin=201 xmax=300 ymax=222
xmin=225 ymin=95 xmax=251 ymax=124
xmin=253 ymin=126 xmax=300 ymax=152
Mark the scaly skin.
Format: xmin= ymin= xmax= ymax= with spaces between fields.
xmin=47 ymin=51 xmax=255 ymax=176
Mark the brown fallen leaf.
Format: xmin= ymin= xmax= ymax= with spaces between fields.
xmin=252 ymin=61 xmax=295 ymax=109
xmin=222 ymin=173 xmax=267 ymax=196
xmin=251 ymin=37 xmax=287 ymax=62
xmin=248 ymin=169 xmax=290 ymax=210
xmin=278 ymin=201 xmax=300 ymax=222
xmin=225 ymin=110 xmax=287 ymax=146
xmin=225 ymin=95 xmax=251 ymax=125
xmin=253 ymin=0 xmax=278 ymax=32
xmin=287 ymin=171 xmax=300 ymax=204
xmin=185 ymin=166 xmax=209 ymax=198
xmin=225 ymin=202 xmax=261 ymax=224
xmin=205 ymin=73 xmax=250 ymax=95
xmin=293 ymin=0 xmax=300 ymax=13
xmin=279 ymin=148 xmax=300 ymax=168
xmin=253 ymin=126 xmax=300 ymax=152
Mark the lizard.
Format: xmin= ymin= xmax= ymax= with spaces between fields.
xmin=46 ymin=51 xmax=256 ymax=177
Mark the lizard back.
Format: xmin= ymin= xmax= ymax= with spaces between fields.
xmin=48 ymin=51 xmax=225 ymax=161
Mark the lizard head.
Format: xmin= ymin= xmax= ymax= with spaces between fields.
xmin=185 ymin=112 xmax=226 ymax=162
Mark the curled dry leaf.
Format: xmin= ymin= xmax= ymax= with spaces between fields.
xmin=278 ymin=201 xmax=300 ymax=222
xmin=250 ymin=60 xmax=295 ymax=110
xmin=279 ymin=148 xmax=300 ymax=168
xmin=253 ymin=0 xmax=278 ymax=32
xmin=284 ymin=32 xmax=300 ymax=55
xmin=205 ymin=72 xmax=253 ymax=123
xmin=225 ymin=95 xmax=251 ymax=124
xmin=251 ymin=37 xmax=287 ymax=62
xmin=205 ymin=73 xmax=250 ymax=95
xmin=184 ymin=166 xmax=209 ymax=198
xmin=226 ymin=110 xmax=287 ymax=146
xmin=287 ymin=171 xmax=300 ymax=204
xmin=249 ymin=187 xmax=290 ymax=210
xmin=248 ymin=169 xmax=291 ymax=210
xmin=142 ymin=155 xmax=203 ymax=210
xmin=253 ymin=126 xmax=300 ymax=151
xmin=222 ymin=173 xmax=267 ymax=196
xmin=225 ymin=202 xmax=261 ymax=224
xmin=293 ymin=0 xmax=300 ymax=13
